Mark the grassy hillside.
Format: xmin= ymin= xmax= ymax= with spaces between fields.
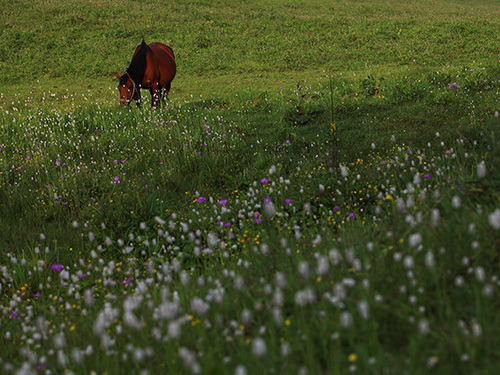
xmin=0 ymin=1 xmax=500 ymax=374
xmin=1 ymin=0 xmax=500 ymax=101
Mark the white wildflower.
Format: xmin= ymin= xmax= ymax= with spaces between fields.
xmin=316 ymin=255 xmax=329 ymax=276
xmin=280 ymin=341 xmax=290 ymax=357
xmin=418 ymin=319 xmax=430 ymax=335
xmin=340 ymin=311 xmax=352 ymax=329
xmin=409 ymin=233 xmax=422 ymax=247
xmin=340 ymin=164 xmax=348 ymax=178
xmin=488 ymin=209 xmax=500 ymax=230
xmin=357 ymin=300 xmax=369 ymax=320
xmin=298 ymin=261 xmax=310 ymax=279
xmin=431 ymin=209 xmax=440 ymax=227
xmin=263 ymin=201 xmax=276 ymax=218
xmin=168 ymin=321 xmax=182 ymax=339
xmin=477 ymin=161 xmax=487 ymax=178
xmin=179 ymin=347 xmax=201 ymax=374
xmin=252 ymin=338 xmax=267 ymax=358
xmin=154 ymin=216 xmax=166 ymax=226
xmin=475 ymin=267 xmax=486 ymax=283
xmin=451 ymin=195 xmax=461 ymax=209
xmin=235 ymin=365 xmax=248 ymax=375
xmin=425 ymin=251 xmax=435 ymax=269
xmin=207 ymin=232 xmax=219 ymax=247
xmin=191 ymin=297 xmax=210 ymax=315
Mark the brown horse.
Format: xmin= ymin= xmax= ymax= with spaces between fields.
xmin=115 ymin=40 xmax=176 ymax=108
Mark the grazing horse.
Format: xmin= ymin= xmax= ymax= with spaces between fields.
xmin=115 ymin=40 xmax=176 ymax=108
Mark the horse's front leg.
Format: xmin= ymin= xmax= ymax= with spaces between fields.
xmin=136 ymin=91 xmax=142 ymax=108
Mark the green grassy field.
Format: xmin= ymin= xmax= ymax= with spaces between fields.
xmin=1 ymin=0 xmax=500 ymax=374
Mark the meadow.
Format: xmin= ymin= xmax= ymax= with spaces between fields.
xmin=1 ymin=0 xmax=500 ymax=374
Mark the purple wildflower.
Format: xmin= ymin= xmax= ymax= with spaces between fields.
xmin=423 ymin=173 xmax=431 ymax=179
xmin=32 ymin=292 xmax=41 ymax=298
xmin=36 ymin=363 xmax=49 ymax=371
xmin=260 ymin=178 xmax=269 ymax=184
xmin=349 ymin=212 xmax=356 ymax=219
xmin=197 ymin=196 xmax=207 ymax=203
xmin=123 ymin=277 xmax=134 ymax=285
xmin=263 ymin=196 xmax=272 ymax=203
xmin=447 ymin=83 xmax=460 ymax=91
xmin=285 ymin=198 xmax=294 ymax=205
xmin=10 ymin=311 xmax=20 ymax=319
xmin=50 ymin=264 xmax=64 ymax=273
xmin=333 ymin=206 xmax=340 ymax=212
xmin=218 ymin=199 xmax=228 ymax=206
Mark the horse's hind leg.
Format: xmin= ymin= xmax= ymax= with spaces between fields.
xmin=150 ymin=83 xmax=160 ymax=109
xmin=163 ymin=82 xmax=171 ymax=106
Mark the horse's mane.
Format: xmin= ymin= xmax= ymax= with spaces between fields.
xmin=124 ymin=41 xmax=148 ymax=84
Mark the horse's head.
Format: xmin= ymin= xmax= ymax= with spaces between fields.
xmin=114 ymin=73 xmax=140 ymax=106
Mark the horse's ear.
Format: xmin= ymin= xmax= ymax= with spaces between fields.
xmin=114 ymin=73 xmax=121 ymax=79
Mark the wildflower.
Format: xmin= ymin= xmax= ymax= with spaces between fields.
xmin=431 ymin=209 xmax=440 ymax=227
xmin=333 ymin=205 xmax=340 ymax=212
xmin=191 ymin=297 xmax=210 ymax=315
xmin=316 ymin=255 xmax=329 ymax=276
xmin=447 ymin=82 xmax=459 ymax=90
xmin=408 ymin=233 xmax=422 ymax=247
xmin=451 ymin=195 xmax=462 ymax=208
xmin=477 ymin=161 xmax=487 ymax=178
xmin=423 ymin=173 xmax=431 ymax=179
xmin=348 ymin=353 xmax=357 ymax=362
xmin=357 ymin=300 xmax=369 ymax=320
xmin=123 ymin=277 xmax=134 ymax=284
xmin=349 ymin=212 xmax=356 ymax=219
xmin=263 ymin=196 xmax=272 ymax=203
xmin=418 ymin=319 xmax=430 ymax=335
xmin=196 ymin=196 xmax=206 ymax=203
xmin=263 ymin=201 xmax=276 ymax=218
xmin=340 ymin=311 xmax=353 ymax=329
xmin=425 ymin=251 xmax=435 ymax=269
xmin=51 ymin=264 xmax=64 ymax=273
xmin=488 ymin=209 xmax=500 ymax=230
xmin=36 ymin=363 xmax=49 ymax=371
xmin=285 ymin=198 xmax=294 ymax=205
xmin=339 ymin=164 xmax=348 ymax=178
xmin=280 ymin=341 xmax=290 ymax=357
xmin=260 ymin=178 xmax=269 ymax=184
xmin=298 ymin=261 xmax=310 ymax=279
xmin=179 ymin=347 xmax=201 ymax=374
xmin=235 ymin=365 xmax=248 ymax=375
xmin=10 ymin=311 xmax=20 ymax=319
xmin=294 ymin=288 xmax=315 ymax=307
xmin=475 ymin=267 xmax=486 ymax=283
xmin=113 ymin=176 xmax=120 ymax=184
xmin=252 ymin=338 xmax=267 ymax=358
xmin=218 ymin=199 xmax=228 ymax=206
